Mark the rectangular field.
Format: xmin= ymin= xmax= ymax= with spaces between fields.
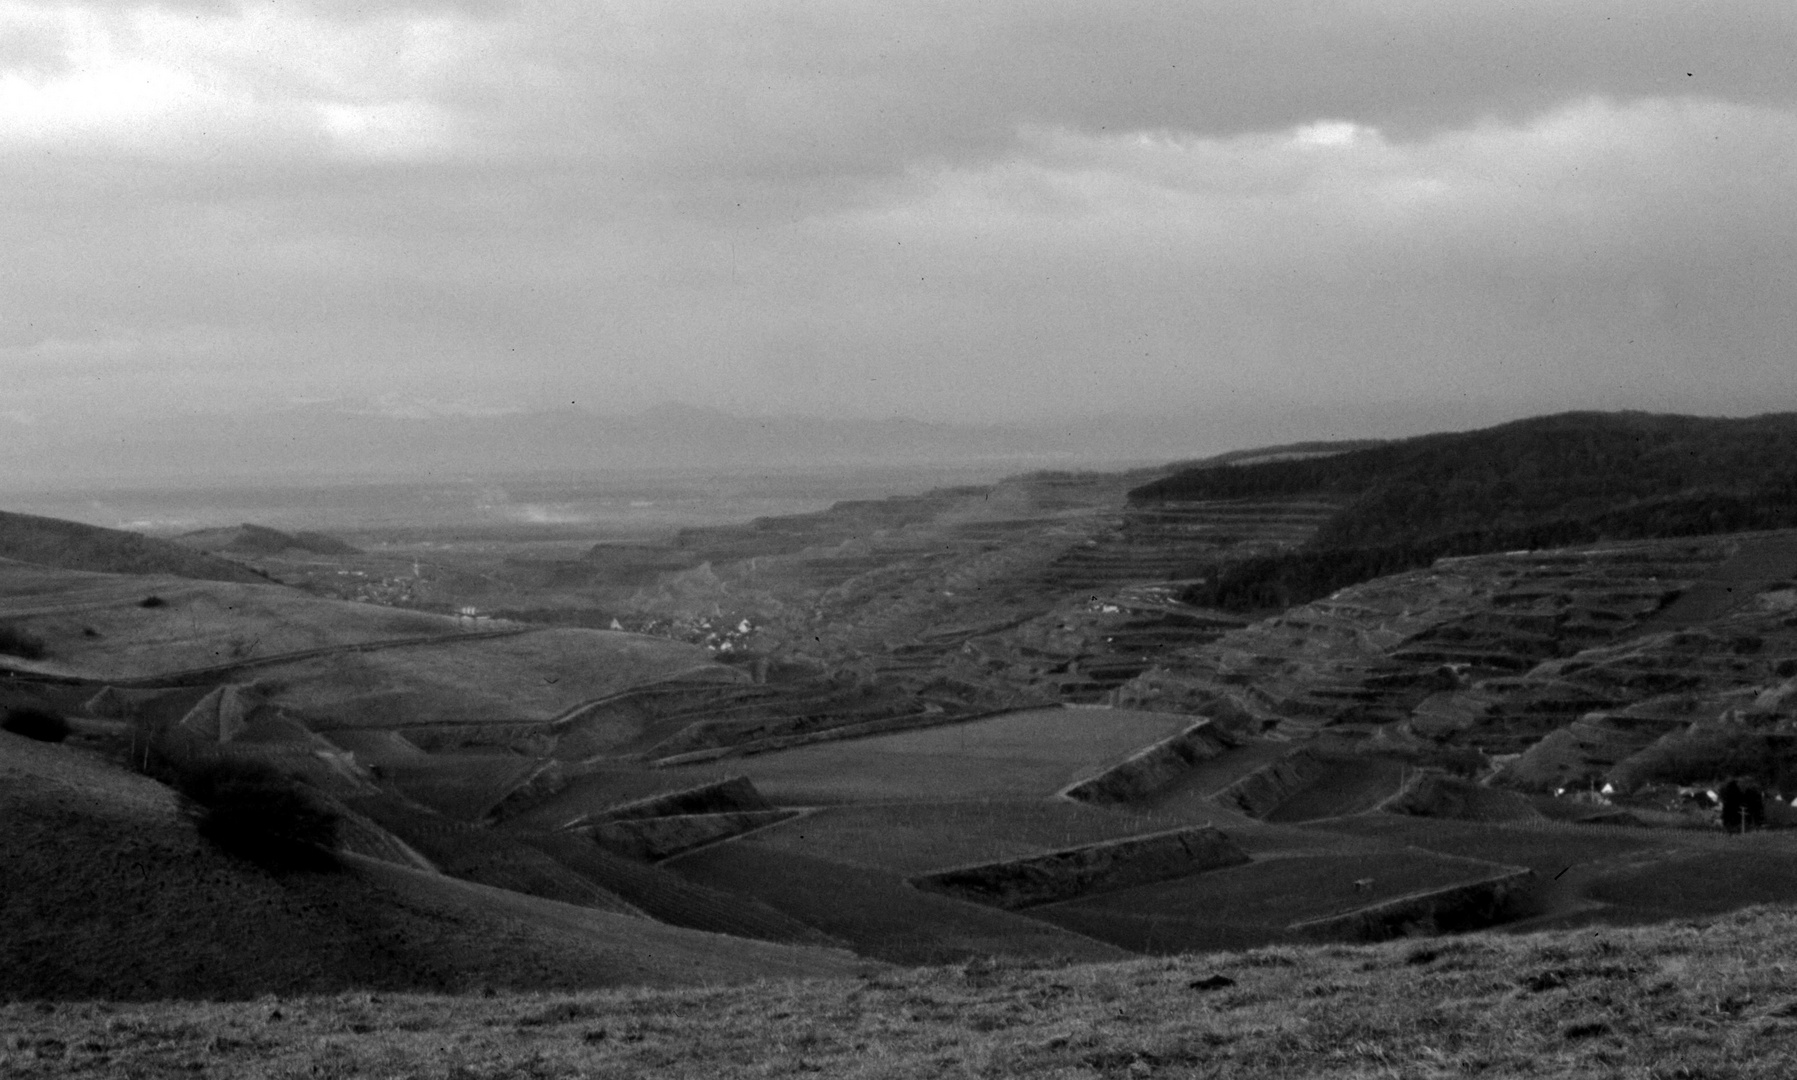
xmin=664 ymin=706 xmax=1196 ymax=803
xmin=741 ymin=799 xmax=1195 ymax=875
xmin=662 ymin=839 xmax=1130 ymax=966
xmin=1300 ymin=815 xmax=1668 ymax=877
xmin=1033 ymin=849 xmax=1520 ymax=955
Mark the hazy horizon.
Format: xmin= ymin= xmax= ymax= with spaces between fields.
xmin=0 ymin=462 xmax=1031 ymax=535
xmin=5 ymin=2 xmax=1794 ymax=480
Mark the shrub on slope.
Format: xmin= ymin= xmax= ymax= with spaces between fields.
xmin=2 ymin=706 xmax=70 ymax=743
xmin=0 ymin=621 xmax=46 ymax=659
xmin=176 ymin=760 xmax=342 ymax=873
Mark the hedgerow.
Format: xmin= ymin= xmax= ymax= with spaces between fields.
xmin=2 ymin=706 xmax=70 ymax=743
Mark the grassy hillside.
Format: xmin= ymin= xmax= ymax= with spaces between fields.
xmin=0 ymin=730 xmax=870 ymax=1002
xmin=0 ymin=510 xmax=266 ymax=584
xmin=1129 ymin=412 xmax=1797 ymax=611
xmin=6 ymin=906 xmax=1797 ymax=1077
xmin=0 ymin=561 xmax=470 ymax=679
xmin=256 ymin=628 xmax=735 ymax=731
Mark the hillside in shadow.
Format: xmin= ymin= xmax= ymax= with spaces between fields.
xmin=1129 ymin=412 xmax=1797 ymax=612
xmin=0 ymin=511 xmax=267 ymax=585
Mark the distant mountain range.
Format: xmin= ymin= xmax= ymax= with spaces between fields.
xmin=1 ymin=402 xmax=1246 ymax=486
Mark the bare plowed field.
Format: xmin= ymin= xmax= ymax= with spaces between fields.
xmin=666 ymin=706 xmax=1195 ymax=804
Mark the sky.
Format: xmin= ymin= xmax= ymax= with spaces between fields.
xmin=2 ymin=0 xmax=1794 ymax=449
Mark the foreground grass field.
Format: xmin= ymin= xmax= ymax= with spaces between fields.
xmin=7 ymin=906 xmax=1797 ymax=1078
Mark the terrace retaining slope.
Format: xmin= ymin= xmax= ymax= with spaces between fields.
xmin=569 ymin=775 xmax=772 ymax=826
xmin=1377 ymin=770 xmax=1542 ymax=823
xmin=579 ymin=809 xmax=800 ymax=861
xmin=485 ymin=759 xmax=568 ymax=823
xmin=1288 ymin=865 xmax=1537 ymax=942
xmin=909 ymin=826 xmax=1248 ymax=910
xmin=1059 ymin=720 xmax=1238 ymax=805
xmin=1212 ymin=749 xmax=1331 ymax=819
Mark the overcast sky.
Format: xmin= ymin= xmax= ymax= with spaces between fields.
xmin=3 ymin=0 xmax=1794 ymax=441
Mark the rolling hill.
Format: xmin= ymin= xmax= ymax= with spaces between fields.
xmin=0 ymin=728 xmax=870 ymax=1001
xmin=1130 ymin=411 xmax=1797 ymax=612
xmin=0 ymin=510 xmax=267 ymax=584
xmin=172 ymin=523 xmax=360 ymax=557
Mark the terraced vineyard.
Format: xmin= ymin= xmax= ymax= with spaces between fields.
xmin=662 ymin=707 xmax=1197 ymax=803
xmin=600 ymin=470 xmax=1347 ymax=711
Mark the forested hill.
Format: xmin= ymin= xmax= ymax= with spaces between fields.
xmin=1130 ymin=412 xmax=1797 ymax=612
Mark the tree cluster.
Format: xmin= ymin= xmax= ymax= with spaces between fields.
xmin=175 ymin=760 xmax=342 ymax=874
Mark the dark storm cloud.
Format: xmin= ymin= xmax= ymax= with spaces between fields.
xmin=1 ymin=0 xmax=1793 ymax=444
xmin=483 ymin=0 xmax=1797 ymax=218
